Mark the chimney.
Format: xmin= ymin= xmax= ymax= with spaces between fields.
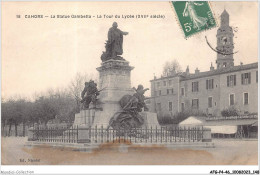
xmin=210 ymin=62 xmax=214 ymax=71
xmin=195 ymin=67 xmax=200 ymax=74
xmin=186 ymin=66 xmax=190 ymax=75
xmin=171 ymin=69 xmax=176 ymax=75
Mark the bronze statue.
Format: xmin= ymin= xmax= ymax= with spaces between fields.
xmin=101 ymin=22 xmax=129 ymax=62
xmin=80 ymin=80 xmax=99 ymax=109
xmin=108 ymin=85 xmax=149 ymax=131
xmin=133 ymin=85 xmax=149 ymax=112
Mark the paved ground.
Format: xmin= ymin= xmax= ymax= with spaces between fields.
xmin=1 ymin=137 xmax=258 ymax=165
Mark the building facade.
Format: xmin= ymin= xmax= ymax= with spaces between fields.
xmin=150 ymin=10 xmax=258 ymax=118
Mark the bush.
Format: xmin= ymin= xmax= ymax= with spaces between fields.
xmin=157 ymin=113 xmax=174 ymax=125
xmin=221 ymin=106 xmax=239 ymax=117
xmin=157 ymin=116 xmax=174 ymax=125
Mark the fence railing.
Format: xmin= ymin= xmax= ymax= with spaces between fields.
xmin=90 ymin=126 xmax=204 ymax=144
xmin=206 ymin=114 xmax=258 ymax=121
xmin=29 ymin=125 xmax=208 ymax=144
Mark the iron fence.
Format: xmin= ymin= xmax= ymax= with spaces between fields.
xmin=29 ymin=125 xmax=206 ymax=144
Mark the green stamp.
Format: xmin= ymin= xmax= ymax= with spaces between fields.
xmin=172 ymin=1 xmax=216 ymax=38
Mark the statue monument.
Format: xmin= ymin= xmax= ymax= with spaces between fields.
xmin=101 ymin=22 xmax=128 ymax=62
xmin=28 ymin=22 xmax=212 ymax=145
xmin=73 ymin=22 xmax=160 ymax=134
xmin=80 ymin=80 xmax=100 ymax=109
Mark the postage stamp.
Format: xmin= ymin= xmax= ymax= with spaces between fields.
xmin=172 ymin=1 xmax=217 ymax=38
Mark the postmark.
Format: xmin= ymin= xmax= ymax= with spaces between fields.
xmin=172 ymin=1 xmax=217 ymax=38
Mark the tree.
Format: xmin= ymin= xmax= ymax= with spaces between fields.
xmin=1 ymin=98 xmax=29 ymax=136
xmin=32 ymin=89 xmax=79 ymax=126
xmin=33 ymin=96 xmax=57 ymax=126
xmin=162 ymin=60 xmax=182 ymax=76
xmin=1 ymin=99 xmax=12 ymax=136
xmin=68 ymin=72 xmax=95 ymax=109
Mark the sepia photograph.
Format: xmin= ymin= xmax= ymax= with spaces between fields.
xmin=1 ymin=1 xmax=259 ymax=174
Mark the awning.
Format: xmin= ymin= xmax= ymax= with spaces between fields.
xmin=205 ymin=125 xmax=237 ymax=134
xmin=251 ymin=122 xmax=258 ymax=127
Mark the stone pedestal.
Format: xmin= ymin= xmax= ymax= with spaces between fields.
xmin=28 ymin=127 xmax=37 ymax=141
xmin=72 ymin=59 xmax=161 ymax=130
xmin=140 ymin=112 xmax=161 ymax=128
xmin=77 ymin=127 xmax=91 ymax=143
xmin=92 ymin=60 xmax=135 ymax=128
xmin=73 ymin=109 xmax=95 ymax=127
xmin=202 ymin=128 xmax=212 ymax=142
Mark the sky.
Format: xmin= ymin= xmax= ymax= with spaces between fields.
xmin=2 ymin=1 xmax=258 ymax=100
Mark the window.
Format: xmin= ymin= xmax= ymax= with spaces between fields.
xmin=192 ymin=82 xmax=199 ymax=92
xmin=157 ymin=82 xmax=161 ymax=88
xmin=192 ymin=99 xmax=199 ymax=109
xmin=168 ymin=80 xmax=172 ymax=86
xmin=154 ymin=91 xmax=157 ymax=96
xmin=181 ymin=87 xmax=185 ymax=96
xmin=158 ymin=90 xmax=161 ymax=96
xmin=206 ymin=79 xmax=214 ymax=89
xmin=167 ymin=89 xmax=173 ymax=94
xmin=223 ymin=62 xmax=227 ymax=67
xmin=208 ymin=97 xmax=213 ymax=108
xmin=169 ymin=102 xmax=172 ymax=111
xmin=227 ymin=75 xmax=236 ymax=87
xmin=163 ymin=81 xmax=166 ymax=86
xmin=230 ymin=94 xmax=235 ymax=106
xmin=181 ymin=103 xmax=185 ymax=112
xmin=241 ymin=72 xmax=251 ymax=85
xmin=244 ymin=93 xmax=249 ymax=105
xmin=156 ymin=103 xmax=161 ymax=111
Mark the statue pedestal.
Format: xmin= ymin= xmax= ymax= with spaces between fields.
xmin=92 ymin=60 xmax=135 ymax=128
xmin=73 ymin=109 xmax=95 ymax=127
xmin=140 ymin=112 xmax=161 ymax=128
xmin=72 ymin=59 xmax=161 ymax=129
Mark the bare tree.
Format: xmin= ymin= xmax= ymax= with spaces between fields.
xmin=68 ymin=72 xmax=94 ymax=107
xmin=162 ymin=59 xmax=182 ymax=76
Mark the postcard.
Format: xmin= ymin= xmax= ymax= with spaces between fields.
xmin=1 ymin=1 xmax=259 ymax=174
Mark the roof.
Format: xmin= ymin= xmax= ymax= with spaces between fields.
xmin=179 ymin=116 xmax=205 ymax=125
xmin=151 ymin=62 xmax=258 ymax=82
xmin=205 ymin=119 xmax=257 ymax=126
xmin=221 ymin=9 xmax=229 ymax=16
xmin=251 ymin=122 xmax=258 ymax=127
xmin=178 ymin=116 xmax=258 ymax=126
xmin=181 ymin=62 xmax=258 ymax=81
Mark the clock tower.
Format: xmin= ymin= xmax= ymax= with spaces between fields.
xmin=216 ymin=9 xmax=234 ymax=69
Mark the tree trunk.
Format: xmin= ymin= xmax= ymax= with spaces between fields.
xmin=14 ymin=121 xmax=18 ymax=137
xmin=1 ymin=120 xmax=5 ymax=136
xmin=22 ymin=120 xmax=25 ymax=137
xmin=8 ymin=122 xmax=12 ymax=137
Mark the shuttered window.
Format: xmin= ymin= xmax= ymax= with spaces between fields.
xmin=208 ymin=97 xmax=213 ymax=108
xmin=241 ymin=72 xmax=251 ymax=85
xmin=227 ymin=75 xmax=236 ymax=87
xmin=206 ymin=79 xmax=214 ymax=89
xmin=230 ymin=94 xmax=235 ymax=106
xmin=192 ymin=82 xmax=199 ymax=92
xmin=192 ymin=99 xmax=199 ymax=109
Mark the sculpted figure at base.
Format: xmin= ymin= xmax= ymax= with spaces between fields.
xmin=133 ymin=85 xmax=149 ymax=112
xmin=108 ymin=85 xmax=149 ymax=131
xmin=101 ymin=22 xmax=129 ymax=62
xmin=80 ymin=80 xmax=100 ymax=109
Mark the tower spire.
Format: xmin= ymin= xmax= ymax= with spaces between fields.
xmin=216 ymin=9 xmax=234 ymax=69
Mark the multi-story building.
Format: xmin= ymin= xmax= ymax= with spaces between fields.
xmin=150 ymin=10 xmax=258 ymax=118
